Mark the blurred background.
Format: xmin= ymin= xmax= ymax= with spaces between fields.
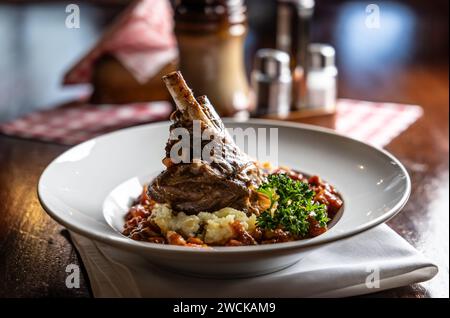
xmin=0 ymin=0 xmax=448 ymax=121
xmin=0 ymin=0 xmax=448 ymax=298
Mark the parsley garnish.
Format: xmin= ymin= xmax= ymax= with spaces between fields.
xmin=256 ymin=174 xmax=329 ymax=237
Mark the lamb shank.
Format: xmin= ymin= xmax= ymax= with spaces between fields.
xmin=148 ymin=71 xmax=263 ymax=214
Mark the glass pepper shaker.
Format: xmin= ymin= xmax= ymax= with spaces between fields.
xmin=276 ymin=0 xmax=315 ymax=110
xmin=174 ymin=0 xmax=250 ymax=117
xmin=251 ymin=49 xmax=292 ymax=118
xmin=306 ymin=44 xmax=338 ymax=114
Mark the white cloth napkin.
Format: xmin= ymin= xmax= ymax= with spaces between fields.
xmin=70 ymin=224 xmax=437 ymax=298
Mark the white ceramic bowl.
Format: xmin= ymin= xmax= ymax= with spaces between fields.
xmin=38 ymin=119 xmax=411 ymax=277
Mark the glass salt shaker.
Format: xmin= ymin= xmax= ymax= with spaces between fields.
xmin=251 ymin=49 xmax=292 ymax=118
xmin=306 ymin=44 xmax=337 ymax=114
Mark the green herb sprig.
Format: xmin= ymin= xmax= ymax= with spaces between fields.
xmin=256 ymin=174 xmax=329 ymax=237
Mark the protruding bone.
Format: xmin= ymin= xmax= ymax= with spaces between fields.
xmin=196 ymin=95 xmax=224 ymax=132
xmin=162 ymin=71 xmax=213 ymax=127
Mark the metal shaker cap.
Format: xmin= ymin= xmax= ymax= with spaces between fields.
xmin=251 ymin=49 xmax=292 ymax=117
xmin=278 ymin=0 xmax=315 ymax=10
xmin=253 ymin=49 xmax=291 ymax=82
xmin=308 ymin=43 xmax=336 ymax=70
xmin=278 ymin=0 xmax=315 ymax=16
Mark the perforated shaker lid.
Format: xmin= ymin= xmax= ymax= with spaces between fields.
xmin=253 ymin=49 xmax=291 ymax=81
xmin=308 ymin=43 xmax=336 ymax=69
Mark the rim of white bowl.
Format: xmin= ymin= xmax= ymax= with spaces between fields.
xmin=37 ymin=118 xmax=411 ymax=254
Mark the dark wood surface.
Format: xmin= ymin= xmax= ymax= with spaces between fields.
xmin=0 ymin=0 xmax=448 ymax=298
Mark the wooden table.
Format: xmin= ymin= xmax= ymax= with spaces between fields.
xmin=0 ymin=0 xmax=448 ymax=298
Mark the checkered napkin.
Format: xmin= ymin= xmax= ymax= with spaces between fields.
xmin=0 ymin=102 xmax=173 ymax=145
xmin=64 ymin=0 xmax=177 ymax=85
xmin=0 ymin=99 xmax=423 ymax=147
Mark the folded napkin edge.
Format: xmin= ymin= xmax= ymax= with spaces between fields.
xmin=68 ymin=224 xmax=438 ymax=298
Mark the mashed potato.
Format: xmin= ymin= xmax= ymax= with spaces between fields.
xmin=151 ymin=204 xmax=256 ymax=244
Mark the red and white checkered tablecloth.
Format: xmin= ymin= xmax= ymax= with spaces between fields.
xmin=335 ymin=99 xmax=423 ymax=147
xmin=0 ymin=99 xmax=422 ymax=147
xmin=0 ymin=102 xmax=173 ymax=145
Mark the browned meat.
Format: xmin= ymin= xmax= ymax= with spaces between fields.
xmin=148 ymin=71 xmax=263 ymax=214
